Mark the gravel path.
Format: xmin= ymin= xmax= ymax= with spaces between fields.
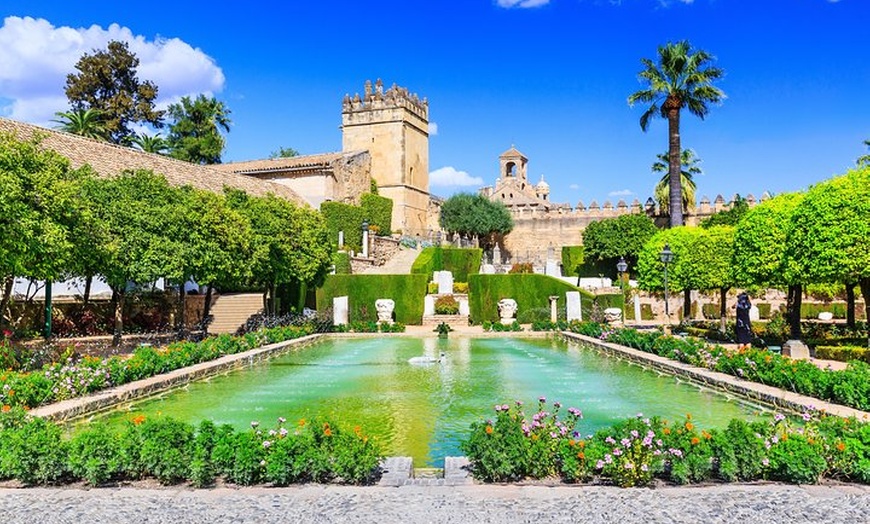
xmin=1 ymin=483 xmax=869 ymax=524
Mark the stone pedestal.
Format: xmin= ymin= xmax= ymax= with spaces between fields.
xmin=459 ymin=297 xmax=470 ymax=316
xmin=423 ymin=295 xmax=435 ymax=316
xmin=749 ymin=305 xmax=760 ymax=322
xmin=604 ymin=307 xmax=623 ymax=326
xmin=633 ymin=295 xmax=641 ymax=322
xmin=782 ymin=339 xmax=810 ymax=360
xmin=566 ymin=291 xmax=582 ymax=322
xmin=548 ymin=295 xmax=559 ymax=323
xmin=333 ymin=296 xmax=349 ymax=325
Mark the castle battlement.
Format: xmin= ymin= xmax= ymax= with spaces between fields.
xmin=342 ymin=79 xmax=429 ymax=122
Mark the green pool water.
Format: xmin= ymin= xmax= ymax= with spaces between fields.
xmin=89 ymin=336 xmax=768 ymax=466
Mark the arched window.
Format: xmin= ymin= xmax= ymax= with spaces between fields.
xmin=505 ymin=162 xmax=517 ymax=177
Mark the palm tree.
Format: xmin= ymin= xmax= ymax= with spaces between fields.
xmin=652 ymin=149 xmax=701 ymax=214
xmin=130 ymin=132 xmax=170 ymax=154
xmin=628 ymin=40 xmax=725 ymax=227
xmin=858 ymin=139 xmax=870 ymax=167
xmin=52 ymin=108 xmax=109 ymax=140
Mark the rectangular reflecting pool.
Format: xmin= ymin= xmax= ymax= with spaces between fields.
xmin=89 ymin=336 xmax=768 ymax=466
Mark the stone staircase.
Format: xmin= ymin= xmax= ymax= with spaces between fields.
xmin=208 ymin=293 xmax=263 ymax=334
xmin=359 ymin=246 xmax=421 ymax=275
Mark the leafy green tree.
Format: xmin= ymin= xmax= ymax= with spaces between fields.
xmin=628 ymin=40 xmax=725 ymax=227
xmin=652 ymin=149 xmax=700 ymax=214
xmin=581 ymin=213 xmax=658 ymax=277
xmin=857 ymin=139 xmax=870 ymax=167
xmin=0 ymin=133 xmax=94 ymax=326
xmin=83 ymin=171 xmax=182 ymax=344
xmin=167 ymin=95 xmax=231 ymax=165
xmin=225 ymin=189 xmax=332 ymax=316
xmin=65 ymin=40 xmax=163 ymax=144
xmin=130 ymin=133 xmax=170 ymax=154
xmin=693 ymin=226 xmax=735 ymax=331
xmin=52 ymin=108 xmax=109 ymax=141
xmin=439 ymin=193 xmax=513 ymax=251
xmin=701 ymin=194 xmax=750 ymax=229
xmin=636 ymin=227 xmax=698 ymax=320
xmin=787 ymin=167 xmax=870 ymax=339
xmin=733 ymin=193 xmax=805 ymax=339
xmin=269 ymin=147 xmax=300 ymax=159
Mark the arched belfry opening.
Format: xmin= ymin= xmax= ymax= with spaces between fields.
xmin=505 ymin=162 xmax=517 ymax=177
xmin=498 ymin=146 xmax=528 ymax=183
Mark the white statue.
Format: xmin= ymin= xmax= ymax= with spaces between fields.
xmin=375 ymin=299 xmax=395 ymax=324
xmin=497 ymin=298 xmax=518 ymax=325
xmin=603 ymin=307 xmax=623 ymax=325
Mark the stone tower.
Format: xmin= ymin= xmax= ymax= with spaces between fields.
xmin=342 ymin=79 xmax=430 ymax=235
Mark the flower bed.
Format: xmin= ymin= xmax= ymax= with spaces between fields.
xmin=462 ymin=398 xmax=870 ymax=486
xmin=0 ymin=407 xmax=382 ymax=486
xmin=0 ymin=325 xmax=316 ymax=410
xmin=568 ymin=322 xmax=870 ymax=412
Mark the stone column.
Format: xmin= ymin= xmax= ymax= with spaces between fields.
xmin=362 ymin=228 xmax=370 ymax=258
xmin=338 ymin=231 xmax=344 ymax=249
xmin=549 ymin=295 xmax=559 ymax=323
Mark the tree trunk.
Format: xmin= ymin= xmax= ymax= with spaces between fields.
xmin=0 ymin=275 xmax=13 ymax=328
xmin=845 ymin=282 xmax=856 ymax=329
xmin=176 ymin=282 xmax=187 ymax=333
xmin=202 ymin=284 xmax=214 ymax=336
xmin=683 ymin=289 xmax=692 ymax=321
xmin=83 ymin=275 xmax=93 ymax=306
xmin=263 ymin=287 xmax=270 ymax=317
xmin=719 ymin=288 xmax=728 ymax=333
xmin=111 ymin=287 xmax=125 ymax=347
xmin=860 ymin=277 xmax=870 ymax=348
xmin=786 ymin=284 xmax=803 ymax=340
xmin=667 ymin=105 xmax=683 ymax=227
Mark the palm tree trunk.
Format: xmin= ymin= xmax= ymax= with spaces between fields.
xmin=845 ymin=282 xmax=855 ymax=329
xmin=0 ymin=275 xmax=13 ymax=328
xmin=667 ymin=107 xmax=684 ymax=227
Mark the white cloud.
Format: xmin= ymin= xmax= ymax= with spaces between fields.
xmin=429 ymin=122 xmax=438 ymax=136
xmin=608 ymin=189 xmax=634 ymax=197
xmin=0 ymin=16 xmax=225 ymax=124
xmin=569 ymin=183 xmax=580 ymax=190
xmin=430 ymin=166 xmax=483 ymax=187
xmin=496 ymin=0 xmax=550 ymax=9
xmin=657 ymin=0 xmax=694 ymax=6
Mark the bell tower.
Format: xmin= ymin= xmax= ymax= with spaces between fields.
xmin=341 ymin=79 xmax=430 ymax=235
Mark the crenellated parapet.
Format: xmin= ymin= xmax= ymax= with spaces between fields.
xmin=342 ymin=79 xmax=429 ymax=122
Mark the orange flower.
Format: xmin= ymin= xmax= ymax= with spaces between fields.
xmin=531 ymin=434 xmax=539 ymax=441
xmin=298 ymin=418 xmax=306 ymax=427
xmin=685 ymin=422 xmax=694 ymax=432
xmin=836 ymin=441 xmax=846 ymax=452
xmin=691 ymin=437 xmax=700 ymax=445
xmin=324 ymin=427 xmax=332 ymax=437
xmin=578 ymin=440 xmax=586 ymax=449
xmin=131 ymin=414 xmax=146 ymax=426
xmin=576 ymin=451 xmax=585 ymax=460
xmin=485 ymin=425 xmax=494 ymax=435
xmin=701 ymin=431 xmax=712 ymax=440
xmin=663 ymin=428 xmax=671 ymax=435
xmin=568 ymin=439 xmax=576 ymax=447
xmin=354 ymin=425 xmax=362 ymax=436
xmin=1 ymin=405 xmax=10 ymax=413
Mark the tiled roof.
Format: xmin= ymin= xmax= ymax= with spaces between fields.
xmin=499 ymin=146 xmax=527 ymax=159
xmin=0 ymin=117 xmax=307 ymax=206
xmin=214 ymin=151 xmax=367 ymax=175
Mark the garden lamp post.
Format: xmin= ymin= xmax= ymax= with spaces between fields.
xmin=660 ymin=244 xmax=674 ymax=323
xmin=616 ymin=256 xmax=628 ymax=324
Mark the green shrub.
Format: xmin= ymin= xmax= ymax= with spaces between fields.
xmin=378 ymin=322 xmax=406 ymax=333
xmin=334 ymin=251 xmax=352 ymax=274
xmin=0 ymin=414 xmax=68 ymax=485
xmin=360 ymin=193 xmax=393 ymax=235
xmin=816 ymin=345 xmax=870 ymax=364
xmin=767 ymin=433 xmax=826 ymax=484
xmin=321 ymin=197 xmax=393 ymax=252
xmin=427 ymin=282 xmax=439 ymax=294
xmin=137 ymin=418 xmax=194 ymax=485
xmin=434 ymin=295 xmax=459 ymax=315
xmin=560 ymin=246 xmax=585 ymax=277
xmin=453 ymin=282 xmax=469 ymax=294
xmin=316 ymin=274 xmax=427 ymax=325
xmin=411 ymin=247 xmax=482 ymax=282
xmin=67 ymin=424 xmax=123 ymax=485
xmin=801 ymin=302 xmax=848 ymax=319
xmin=712 ymin=419 xmax=768 ymax=482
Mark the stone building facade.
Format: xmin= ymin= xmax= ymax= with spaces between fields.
xmin=480 ymin=146 xmax=765 ymax=265
xmin=342 ymin=80 xmax=431 ymax=236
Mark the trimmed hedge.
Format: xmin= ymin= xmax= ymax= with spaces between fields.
xmin=315 ymin=274 xmax=427 ymax=325
xmin=816 ymin=345 xmax=870 ymax=364
xmin=410 ymin=247 xmax=482 ymax=282
xmin=321 ymin=195 xmax=394 ymax=252
xmin=467 ymin=274 xmax=614 ymax=324
xmin=333 ymin=252 xmax=351 ymax=275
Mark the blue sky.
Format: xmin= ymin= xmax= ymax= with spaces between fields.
xmin=1 ymin=0 xmax=868 ymax=205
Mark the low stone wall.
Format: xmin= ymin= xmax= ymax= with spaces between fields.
xmin=30 ymin=334 xmax=325 ymax=422
xmin=562 ymin=332 xmax=870 ymax=420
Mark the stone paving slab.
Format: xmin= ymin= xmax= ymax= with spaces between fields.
xmin=0 ymin=483 xmax=868 ymax=523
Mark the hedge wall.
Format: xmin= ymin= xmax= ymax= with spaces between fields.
xmin=333 ymin=252 xmax=351 ymax=275
xmin=559 ymin=245 xmax=612 ymax=278
xmin=321 ymin=195 xmax=393 ymax=251
xmin=316 ymin=274 xmax=427 ymax=325
xmin=411 ymin=247 xmax=482 ymax=282
xmin=468 ymin=274 xmax=615 ymax=324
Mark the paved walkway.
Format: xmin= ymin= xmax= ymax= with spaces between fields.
xmin=1 ymin=483 xmax=868 ymax=523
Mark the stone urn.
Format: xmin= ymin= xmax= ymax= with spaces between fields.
xmin=375 ymin=299 xmax=395 ymax=324
xmin=603 ymin=307 xmax=623 ymax=325
xmin=497 ymin=298 xmax=518 ymax=325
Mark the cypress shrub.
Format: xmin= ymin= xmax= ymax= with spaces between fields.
xmin=468 ymin=274 xmax=604 ymax=324
xmin=411 ymin=247 xmax=482 ymax=281
xmin=315 ymin=274 xmax=427 ymax=325
xmin=360 ymin=193 xmax=392 ymax=235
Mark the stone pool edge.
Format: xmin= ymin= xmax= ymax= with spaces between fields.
xmin=29 ymin=333 xmax=326 ymax=422
xmin=562 ymin=332 xmax=870 ymax=420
